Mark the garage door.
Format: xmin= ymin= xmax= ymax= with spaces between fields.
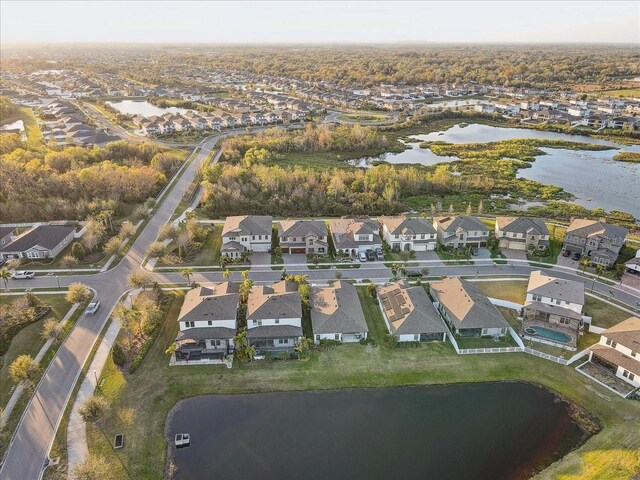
xmin=291 ymin=247 xmax=306 ymax=254
xmin=413 ymin=243 xmax=427 ymax=252
xmin=510 ymin=242 xmax=527 ymax=251
xmin=252 ymin=243 xmax=271 ymax=252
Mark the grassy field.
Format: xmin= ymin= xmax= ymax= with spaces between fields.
xmin=0 ymin=294 xmax=73 ymax=406
xmin=157 ymin=226 xmax=222 ymax=267
xmin=583 ymin=296 xmax=632 ymax=328
xmin=77 ymin=289 xmax=640 ymax=480
xmin=476 ymin=280 xmax=527 ymax=303
xmin=336 ymin=112 xmax=390 ymax=123
xmin=1 ymin=107 xmax=43 ymax=144
xmin=600 ymin=88 xmax=640 ymax=98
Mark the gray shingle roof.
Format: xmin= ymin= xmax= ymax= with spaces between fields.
xmin=278 ymin=220 xmax=327 ymax=238
xmin=310 ymin=281 xmax=368 ymax=335
xmin=379 ymin=216 xmax=436 ymax=236
xmin=566 ymin=219 xmax=628 ymax=241
xmin=526 ymin=271 xmax=584 ymax=305
xmin=0 ymin=224 xmax=76 ymax=253
xmin=178 ymin=282 xmax=239 ymax=323
xmin=222 ymin=215 xmax=273 ymax=237
xmin=434 ymin=216 xmax=488 ymax=234
xmin=246 ymin=324 xmax=303 ymax=339
xmin=247 ymin=280 xmax=302 ymax=320
xmin=176 ymin=326 xmax=236 ymax=341
xmin=431 ymin=277 xmax=509 ymax=330
xmin=496 ymin=217 xmax=549 ymax=236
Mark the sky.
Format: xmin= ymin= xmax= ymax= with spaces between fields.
xmin=1 ymin=1 xmax=638 ymax=45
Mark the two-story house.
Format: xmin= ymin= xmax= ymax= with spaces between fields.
xmin=174 ymin=282 xmax=239 ymax=361
xmin=328 ymin=217 xmax=382 ymax=258
xmin=277 ymin=220 xmax=328 ymax=255
xmin=588 ymin=316 xmax=640 ymax=388
xmin=562 ymin=219 xmax=628 ymax=267
xmin=431 ymin=277 xmax=509 ymax=338
xmin=310 ymin=281 xmax=369 ymax=344
xmin=221 ymin=215 xmax=273 ymax=258
xmin=246 ymin=280 xmax=303 ymax=356
xmin=377 ymin=280 xmax=447 ymax=342
xmin=378 ymin=216 xmax=437 ymax=252
xmin=432 ymin=216 xmax=489 ymax=249
xmin=522 ymin=270 xmax=584 ymax=348
xmin=495 ymin=217 xmax=550 ymax=251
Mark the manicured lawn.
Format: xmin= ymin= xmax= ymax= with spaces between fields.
xmin=435 ymin=249 xmax=474 ymax=265
xmin=475 ymin=280 xmax=527 ymax=304
xmin=80 ymin=287 xmax=640 ymax=480
xmin=357 ymin=287 xmax=388 ymax=344
xmin=158 ymin=226 xmax=222 ymax=267
xmin=584 ymin=296 xmax=632 ymax=328
xmin=336 ymin=113 xmax=389 ymax=122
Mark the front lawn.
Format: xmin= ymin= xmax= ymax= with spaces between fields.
xmin=158 ymin=225 xmax=222 ymax=267
xmin=526 ymin=224 xmax=565 ymax=265
xmin=75 ymin=290 xmax=640 ymax=480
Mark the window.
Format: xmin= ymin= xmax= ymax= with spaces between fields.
xmin=252 ymin=235 xmax=255 ymax=240
xmin=275 ymin=319 xmax=279 ymax=324
xmin=208 ymin=321 xmax=212 ymax=326
xmin=605 ymin=338 xmax=617 ymax=348
xmin=413 ymin=334 xmax=419 ymax=341
xmin=555 ymin=299 xmax=561 ymax=305
xmin=631 ymin=351 xmax=637 ymax=358
xmin=278 ymin=338 xmax=286 ymax=344
xmin=257 ymin=320 xmax=262 ymax=326
xmin=559 ymin=317 xmax=570 ymax=325
xmin=622 ymin=370 xmax=635 ymax=381
xmin=184 ymin=321 xmax=195 ymax=328
xmin=334 ymin=334 xmax=340 ymax=340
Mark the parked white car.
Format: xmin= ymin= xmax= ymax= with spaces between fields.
xmin=11 ymin=271 xmax=35 ymax=279
xmin=85 ymin=301 xmax=101 ymax=315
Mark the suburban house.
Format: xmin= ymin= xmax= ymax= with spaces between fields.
xmin=328 ymin=217 xmax=382 ymax=257
xmin=221 ymin=215 xmax=273 ymax=258
xmin=431 ymin=277 xmax=509 ymax=337
xmin=277 ymin=220 xmax=329 ymax=255
xmin=495 ymin=217 xmax=550 ymax=251
xmin=562 ymin=219 xmax=628 ymax=267
xmin=523 ymin=270 xmax=585 ymax=348
xmin=0 ymin=223 xmax=76 ymax=260
xmin=174 ymin=282 xmax=239 ymax=361
xmin=432 ymin=216 xmax=489 ymax=249
xmin=625 ymin=249 xmax=640 ymax=274
xmin=246 ymin=280 xmax=303 ymax=355
xmin=588 ymin=316 xmax=640 ymax=388
xmin=378 ymin=216 xmax=437 ymax=252
xmin=310 ymin=281 xmax=368 ymax=344
xmin=377 ymin=280 xmax=448 ymax=342
xmin=0 ymin=226 xmax=16 ymax=248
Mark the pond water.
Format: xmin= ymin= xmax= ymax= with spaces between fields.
xmin=106 ymin=99 xmax=194 ymax=117
xmin=352 ymin=124 xmax=640 ymax=216
xmin=167 ymin=383 xmax=587 ymax=480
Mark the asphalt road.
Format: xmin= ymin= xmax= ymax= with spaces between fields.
xmin=1 ymin=125 xmax=639 ymax=478
xmin=0 ymin=135 xmax=218 ymax=480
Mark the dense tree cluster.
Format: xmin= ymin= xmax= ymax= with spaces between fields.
xmin=220 ymin=124 xmax=390 ymax=163
xmin=0 ymin=136 xmax=184 ymax=222
xmin=0 ymin=95 xmax=18 ymax=119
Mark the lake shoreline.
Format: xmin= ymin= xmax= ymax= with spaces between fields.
xmin=163 ymin=380 xmax=601 ymax=480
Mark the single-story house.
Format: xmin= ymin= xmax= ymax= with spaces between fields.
xmin=377 ymin=280 xmax=448 ymax=342
xmin=431 ymin=277 xmax=509 ymax=337
xmin=0 ymin=223 xmax=76 ymax=260
xmin=310 ymin=281 xmax=368 ymax=344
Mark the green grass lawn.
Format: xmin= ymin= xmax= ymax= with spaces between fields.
xmin=475 ymin=280 xmax=527 ymax=304
xmin=77 ymin=288 xmax=640 ymax=480
xmin=357 ymin=287 xmax=388 ymax=344
xmin=0 ymin=294 xmax=73 ymax=406
xmin=158 ymin=226 xmax=222 ymax=267
xmin=336 ymin=113 xmax=389 ymax=122
xmin=584 ymin=296 xmax=632 ymax=328
xmin=455 ymin=335 xmax=518 ymax=349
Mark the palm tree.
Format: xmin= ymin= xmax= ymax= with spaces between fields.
xmin=0 ymin=267 xmax=11 ymax=291
xmin=222 ymin=269 xmax=231 ymax=280
xmin=580 ymin=258 xmax=591 ymax=273
xmin=181 ymin=267 xmax=194 ymax=286
xmin=591 ymin=264 xmax=605 ymax=291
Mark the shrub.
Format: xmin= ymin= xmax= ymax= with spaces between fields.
xmin=264 ymin=352 xmax=275 ymax=362
xmin=111 ymin=343 xmax=126 ymax=367
xmin=71 ymin=243 xmax=86 ymax=260
xmin=78 ymin=395 xmax=109 ymax=423
xmin=277 ymin=351 xmax=290 ymax=361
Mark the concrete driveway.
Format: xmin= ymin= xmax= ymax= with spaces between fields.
xmin=502 ymin=249 xmax=528 ymax=261
xmin=283 ymin=253 xmax=306 ymax=265
xmin=556 ymin=254 xmax=579 ymax=269
xmin=414 ymin=250 xmax=444 ymax=266
xmin=473 ymin=247 xmax=492 ymax=260
xmin=250 ymin=252 xmax=271 ymax=270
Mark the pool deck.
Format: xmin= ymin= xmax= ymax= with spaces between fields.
xmin=521 ymin=319 xmax=578 ymax=350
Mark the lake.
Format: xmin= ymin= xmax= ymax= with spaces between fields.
xmin=353 ymin=124 xmax=640 ymax=216
xmin=106 ymin=99 xmax=194 ymax=117
xmin=167 ymin=383 xmax=588 ymax=480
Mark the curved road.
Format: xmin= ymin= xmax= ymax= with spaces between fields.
xmin=1 ymin=131 xmax=639 ymax=479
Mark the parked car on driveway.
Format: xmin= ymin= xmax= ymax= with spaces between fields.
xmin=572 ymin=252 xmax=581 ymax=260
xmin=366 ymin=250 xmax=376 ymax=261
xmin=85 ymin=301 xmax=101 ymax=315
xmin=358 ymin=252 xmax=367 ymax=262
xmin=11 ymin=271 xmax=35 ymax=279
xmin=562 ymin=250 xmax=571 ymax=257
xmin=375 ymin=248 xmax=384 ymax=261
xmin=470 ymin=247 xmax=479 ymax=256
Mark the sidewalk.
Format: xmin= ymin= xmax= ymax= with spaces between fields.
xmin=0 ymin=303 xmax=80 ymax=429
xmin=66 ymin=318 xmax=121 ymax=476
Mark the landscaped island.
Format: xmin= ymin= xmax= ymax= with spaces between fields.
xmin=613 ymin=151 xmax=640 ymax=163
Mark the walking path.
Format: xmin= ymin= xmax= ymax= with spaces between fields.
xmin=0 ymin=303 xmax=80 ymax=429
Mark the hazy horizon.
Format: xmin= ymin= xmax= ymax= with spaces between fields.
xmin=2 ymin=1 xmax=638 ymax=45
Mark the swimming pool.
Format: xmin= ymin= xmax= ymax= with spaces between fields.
xmin=525 ymin=326 xmax=571 ymax=344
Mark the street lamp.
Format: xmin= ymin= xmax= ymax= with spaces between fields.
xmin=93 ymin=369 xmax=98 ymax=385
xmin=56 ymin=275 xmax=60 ymax=290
